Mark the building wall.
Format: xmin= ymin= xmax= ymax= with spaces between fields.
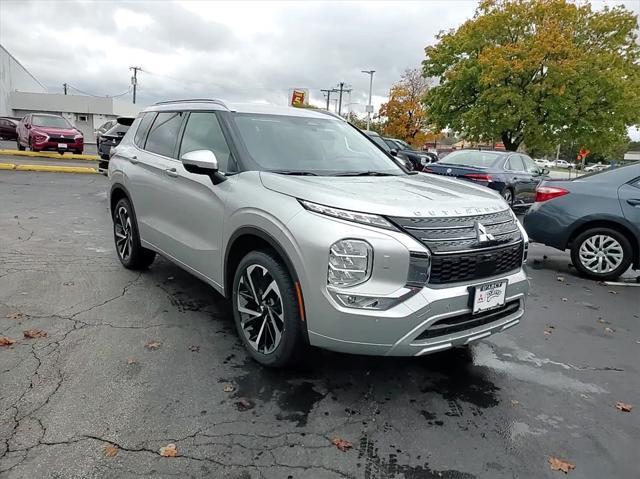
xmin=0 ymin=45 xmax=47 ymax=117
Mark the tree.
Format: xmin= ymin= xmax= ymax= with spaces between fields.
xmin=379 ymin=69 xmax=431 ymax=146
xmin=423 ymin=0 xmax=640 ymax=153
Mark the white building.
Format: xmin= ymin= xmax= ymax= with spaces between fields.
xmin=0 ymin=44 xmax=47 ymax=116
xmin=1 ymin=44 xmax=140 ymax=142
xmin=9 ymin=91 xmax=140 ymax=142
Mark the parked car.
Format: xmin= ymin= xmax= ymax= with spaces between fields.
xmin=384 ymin=137 xmax=438 ymax=169
xmin=534 ymin=158 xmax=553 ymax=168
xmin=584 ymin=163 xmax=609 ymax=173
xmin=108 ymin=99 xmax=529 ymax=367
xmin=362 ymin=130 xmax=413 ymax=170
xmin=16 ymin=113 xmax=84 ymax=154
xmin=97 ymin=117 xmax=134 ymax=174
xmin=424 ymin=149 xmax=548 ymax=207
xmin=95 ymin=119 xmax=117 ymax=146
xmin=552 ymin=160 xmax=574 ymax=169
xmin=524 ymin=162 xmax=640 ymax=280
xmin=0 ymin=117 xmax=19 ymax=140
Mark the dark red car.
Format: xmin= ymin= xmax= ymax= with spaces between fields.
xmin=0 ymin=117 xmax=19 ymax=140
xmin=17 ymin=113 xmax=84 ymax=154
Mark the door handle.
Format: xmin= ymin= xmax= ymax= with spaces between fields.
xmin=627 ymin=199 xmax=640 ymax=207
xmin=127 ymin=155 xmax=138 ymax=164
xmin=165 ymin=168 xmax=178 ymax=178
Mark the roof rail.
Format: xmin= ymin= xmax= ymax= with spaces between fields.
xmin=153 ymin=98 xmax=229 ymax=110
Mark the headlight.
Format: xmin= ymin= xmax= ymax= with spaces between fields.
xmin=300 ymin=200 xmax=397 ymax=231
xmin=33 ymin=134 xmax=48 ymax=143
xmin=328 ymin=239 xmax=372 ymax=287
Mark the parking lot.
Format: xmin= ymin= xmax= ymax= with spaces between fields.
xmin=0 ymin=172 xmax=638 ymax=478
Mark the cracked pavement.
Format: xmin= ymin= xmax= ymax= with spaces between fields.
xmin=1 ymin=172 xmax=639 ymax=478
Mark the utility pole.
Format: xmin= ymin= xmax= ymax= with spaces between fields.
xmin=337 ymin=82 xmax=345 ymax=116
xmin=129 ymin=66 xmax=142 ymax=104
xmin=361 ymin=70 xmax=375 ymax=130
xmin=63 ymin=83 xmax=68 ymax=95
xmin=320 ymin=89 xmax=333 ymax=111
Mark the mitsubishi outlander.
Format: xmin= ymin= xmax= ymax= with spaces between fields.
xmin=108 ymin=99 xmax=529 ymax=367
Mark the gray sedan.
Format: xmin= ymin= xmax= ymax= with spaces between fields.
xmin=523 ymin=162 xmax=640 ymax=280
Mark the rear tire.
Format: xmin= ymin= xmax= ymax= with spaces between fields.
xmin=570 ymin=227 xmax=632 ymax=281
xmin=232 ymin=250 xmax=305 ymax=368
xmin=501 ymin=188 xmax=514 ymax=206
xmin=113 ymin=198 xmax=156 ymax=270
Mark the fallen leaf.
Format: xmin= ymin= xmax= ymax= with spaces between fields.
xmin=597 ymin=318 xmax=610 ymax=324
xmin=63 ymin=281 xmax=74 ymax=286
xmin=145 ymin=340 xmax=161 ymax=350
xmin=159 ymin=443 xmax=178 ymax=457
xmin=103 ymin=444 xmax=119 ymax=457
xmin=126 ymin=357 xmax=137 ymax=365
xmin=511 ymin=400 xmax=520 ymax=406
xmin=609 ymin=290 xmax=618 ymax=295
xmin=561 ymin=298 xmax=568 ymax=302
xmin=6 ymin=312 xmax=24 ymax=320
xmin=544 ymin=328 xmax=553 ymax=336
xmin=331 ymin=437 xmax=353 ymax=452
xmin=0 ymin=336 xmax=16 ymax=346
xmin=235 ymin=397 xmax=254 ymax=411
xmin=188 ymin=345 xmax=200 ymax=353
xmin=604 ymin=327 xmax=615 ymax=334
xmin=223 ymin=384 xmax=235 ymax=393
xmin=548 ymin=456 xmax=575 ymax=474
xmin=557 ymin=276 xmax=565 ymax=282
xmin=23 ymin=329 xmax=47 ymax=339
xmin=615 ymin=401 xmax=632 ymax=412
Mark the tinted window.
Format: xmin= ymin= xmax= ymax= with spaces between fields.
xmin=105 ymin=123 xmax=130 ymax=136
xmin=179 ymin=112 xmax=233 ymax=172
xmin=506 ymin=155 xmax=525 ymax=171
xmin=32 ymin=115 xmax=70 ymax=128
xmin=521 ymin=155 xmax=538 ymax=173
xmin=134 ymin=112 xmax=156 ymax=148
xmin=441 ymin=150 xmax=501 ymax=168
xmin=145 ymin=112 xmax=183 ymax=158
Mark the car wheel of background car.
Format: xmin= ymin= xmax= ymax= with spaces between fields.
xmin=232 ymin=250 xmax=305 ymax=368
xmin=113 ymin=198 xmax=156 ymax=270
xmin=17 ymin=140 xmax=25 ymax=151
xmin=501 ymin=188 xmax=514 ymax=206
xmin=570 ymin=227 xmax=632 ymax=281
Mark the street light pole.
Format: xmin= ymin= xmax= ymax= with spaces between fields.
xmin=361 ymin=70 xmax=375 ymax=130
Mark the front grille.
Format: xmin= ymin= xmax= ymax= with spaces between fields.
xmin=389 ymin=209 xmax=521 ymax=254
xmin=429 ymin=242 xmax=523 ymax=284
xmin=414 ymin=300 xmax=520 ymax=340
xmin=49 ymin=136 xmax=74 ymax=143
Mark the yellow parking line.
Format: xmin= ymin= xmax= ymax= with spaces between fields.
xmin=0 ymin=149 xmax=98 ymax=161
xmin=0 ymin=162 xmax=16 ymax=170
xmin=14 ymin=164 xmax=97 ymax=174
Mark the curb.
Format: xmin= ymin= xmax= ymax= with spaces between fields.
xmin=0 ymin=149 xmax=98 ymax=161
xmin=0 ymin=163 xmax=97 ymax=174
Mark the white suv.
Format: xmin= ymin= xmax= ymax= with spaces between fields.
xmin=108 ymin=99 xmax=529 ymax=367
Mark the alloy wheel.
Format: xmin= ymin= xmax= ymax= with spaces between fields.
xmin=237 ymin=264 xmax=285 ymax=354
xmin=502 ymin=189 xmax=513 ymax=205
xmin=114 ymin=206 xmax=133 ymax=261
xmin=578 ymin=234 xmax=624 ymax=274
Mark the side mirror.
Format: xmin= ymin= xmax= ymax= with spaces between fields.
xmin=541 ymin=168 xmax=550 ymax=175
xmin=181 ymin=150 xmax=226 ymax=183
xmin=389 ymin=149 xmax=398 ymax=157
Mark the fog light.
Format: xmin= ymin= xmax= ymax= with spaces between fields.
xmin=407 ymin=251 xmax=431 ymax=287
xmin=328 ymin=239 xmax=372 ymax=287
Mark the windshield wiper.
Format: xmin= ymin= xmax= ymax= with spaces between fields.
xmin=268 ymin=170 xmax=318 ymax=176
xmin=334 ymin=171 xmax=397 ymax=177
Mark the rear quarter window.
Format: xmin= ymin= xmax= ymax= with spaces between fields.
xmin=134 ymin=112 xmax=156 ymax=148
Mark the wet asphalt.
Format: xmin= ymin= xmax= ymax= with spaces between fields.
xmin=0 ymin=172 xmax=638 ymax=479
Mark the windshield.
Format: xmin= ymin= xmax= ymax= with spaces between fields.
xmin=396 ymin=139 xmax=412 ymax=150
xmin=232 ymin=114 xmax=403 ymax=175
xmin=32 ymin=115 xmax=71 ymax=128
xmin=440 ymin=150 xmax=501 ymax=168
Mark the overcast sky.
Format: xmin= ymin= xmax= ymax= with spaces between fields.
xmin=1 ymin=0 xmax=638 ymax=132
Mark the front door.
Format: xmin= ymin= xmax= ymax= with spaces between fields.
xmin=618 ymin=178 xmax=640 ymax=236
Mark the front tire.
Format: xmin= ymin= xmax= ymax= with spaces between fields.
xmin=113 ymin=198 xmax=156 ymax=270
xmin=17 ymin=140 xmax=25 ymax=151
xmin=232 ymin=250 xmax=305 ymax=368
xmin=570 ymin=227 xmax=632 ymax=280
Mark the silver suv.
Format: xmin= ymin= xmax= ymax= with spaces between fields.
xmin=108 ymin=99 xmax=529 ymax=367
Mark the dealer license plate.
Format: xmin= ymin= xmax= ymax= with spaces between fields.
xmin=58 ymin=143 xmax=67 ymax=149
xmin=472 ymin=280 xmax=507 ymax=314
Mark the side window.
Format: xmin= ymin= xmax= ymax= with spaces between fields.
xmin=145 ymin=112 xmax=183 ymax=158
xmin=134 ymin=112 xmax=156 ymax=148
xmin=179 ymin=112 xmax=233 ymax=172
xmin=506 ymin=155 xmax=525 ymax=172
xmin=521 ymin=155 xmax=538 ymax=173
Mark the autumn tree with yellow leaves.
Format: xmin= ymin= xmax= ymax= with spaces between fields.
xmin=423 ymin=0 xmax=640 ymax=154
xmin=379 ymin=69 xmax=432 ymax=147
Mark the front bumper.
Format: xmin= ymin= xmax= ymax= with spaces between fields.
xmin=32 ymin=140 xmax=83 ymax=152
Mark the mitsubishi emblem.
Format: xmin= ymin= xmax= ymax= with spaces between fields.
xmin=475 ymin=221 xmax=495 ymax=243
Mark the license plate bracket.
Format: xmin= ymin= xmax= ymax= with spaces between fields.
xmin=58 ymin=143 xmax=67 ymax=149
xmin=472 ymin=280 xmax=507 ymax=314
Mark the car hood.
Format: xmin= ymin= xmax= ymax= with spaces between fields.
xmin=32 ymin=126 xmax=80 ymax=136
xmin=260 ymin=172 xmax=508 ymax=217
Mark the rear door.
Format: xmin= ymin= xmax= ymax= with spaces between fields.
xmin=504 ymin=154 xmax=531 ymax=205
xmin=520 ymin=155 xmax=542 ymax=204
